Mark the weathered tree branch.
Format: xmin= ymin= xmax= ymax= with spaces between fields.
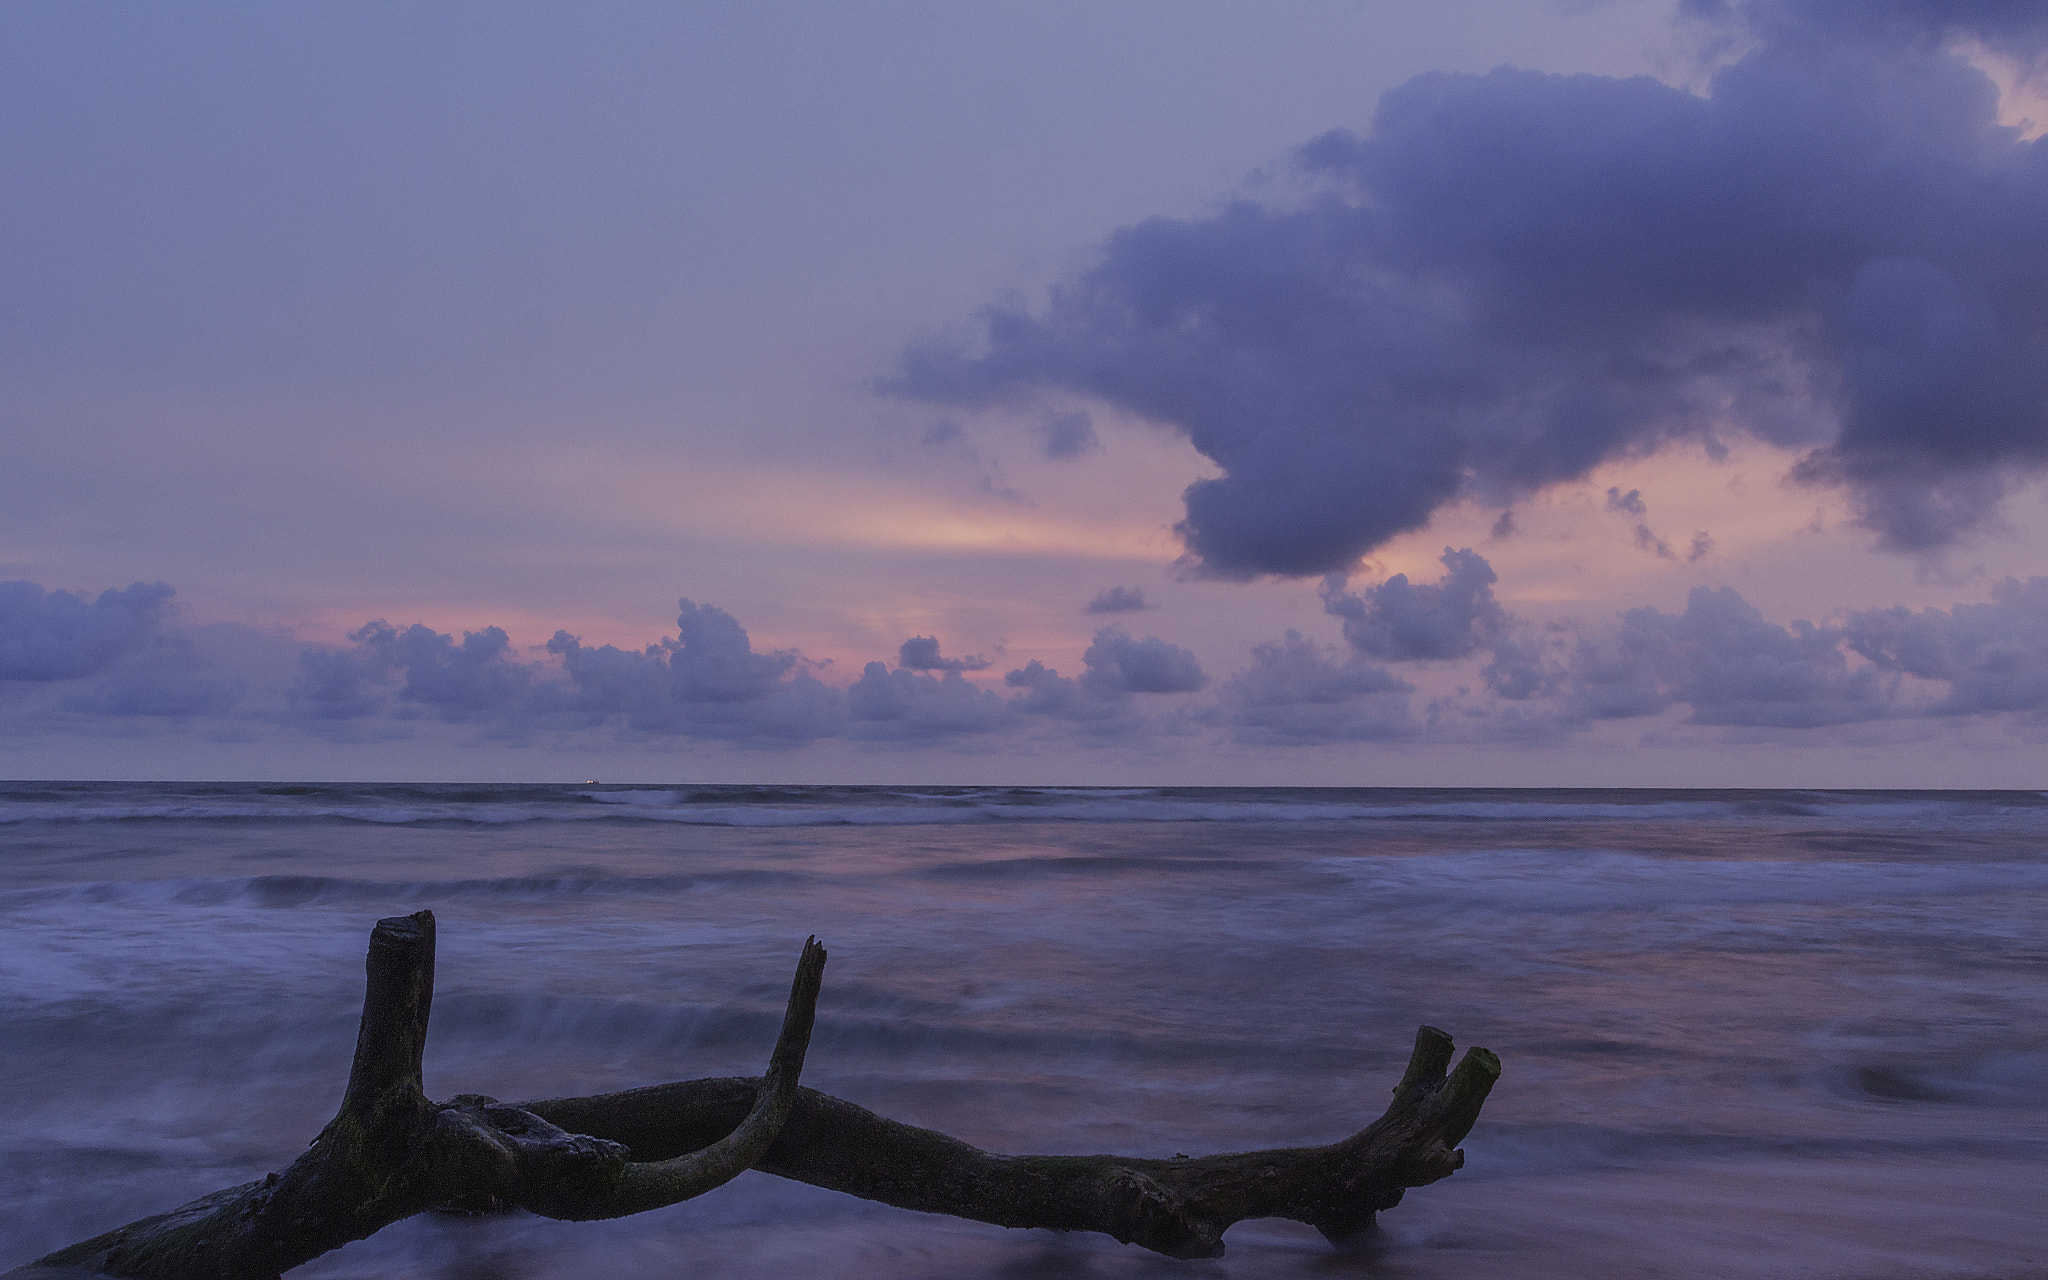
xmin=9 ymin=912 xmax=1498 ymax=1278
xmin=527 ymin=1022 xmax=1499 ymax=1259
xmin=15 ymin=913 xmax=827 ymax=1280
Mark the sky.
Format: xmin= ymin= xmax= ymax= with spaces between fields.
xmin=8 ymin=0 xmax=2048 ymax=785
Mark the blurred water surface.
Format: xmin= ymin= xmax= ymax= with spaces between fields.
xmin=1 ymin=783 xmax=2043 ymax=1278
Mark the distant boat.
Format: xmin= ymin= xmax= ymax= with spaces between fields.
xmin=584 ymin=779 xmax=601 ymax=785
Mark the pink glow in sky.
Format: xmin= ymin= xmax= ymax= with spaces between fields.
xmin=8 ymin=0 xmax=2048 ymax=784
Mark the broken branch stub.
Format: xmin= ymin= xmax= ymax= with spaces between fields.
xmin=18 ymin=914 xmax=826 ymax=1280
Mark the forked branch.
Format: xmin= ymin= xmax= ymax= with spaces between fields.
xmin=9 ymin=913 xmax=1498 ymax=1278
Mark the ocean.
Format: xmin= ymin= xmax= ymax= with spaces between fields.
xmin=1 ymin=782 xmax=2043 ymax=1278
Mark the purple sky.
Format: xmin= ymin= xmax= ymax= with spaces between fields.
xmin=8 ymin=0 xmax=2048 ymax=784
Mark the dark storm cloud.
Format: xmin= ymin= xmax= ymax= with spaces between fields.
xmin=894 ymin=8 xmax=2048 ymax=573
xmin=897 ymin=635 xmax=993 ymax=672
xmin=1322 ymin=548 xmax=1506 ymax=661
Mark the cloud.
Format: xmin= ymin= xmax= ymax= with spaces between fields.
xmin=1844 ymin=576 xmax=2048 ymax=714
xmin=893 ymin=9 xmax=2048 ymax=573
xmin=1606 ymin=587 xmax=1893 ymax=728
xmin=1003 ymin=660 xmax=1078 ymax=714
xmin=1606 ymin=489 xmax=1675 ymax=559
xmin=1606 ymin=488 xmax=1649 ymax=519
xmin=1322 ymin=547 xmax=1506 ymax=661
xmin=0 ymin=581 xmax=241 ymax=720
xmin=1036 ymin=410 xmax=1101 ymax=459
xmin=1000 ymin=628 xmax=1209 ymax=738
xmin=1480 ymin=630 xmax=1566 ymax=703
xmin=58 ymin=650 xmax=240 ymax=718
xmin=31 ymin=573 xmax=2048 ymax=755
xmin=384 ymin=624 xmax=536 ymax=721
xmin=287 ymin=598 xmax=847 ymax=745
xmin=0 ymin=581 xmax=175 ymax=681
xmin=1083 ymin=585 xmax=1151 ymax=614
xmin=1212 ymin=630 xmax=1415 ymax=744
xmin=546 ymin=600 xmax=844 ymax=744
xmin=1451 ymin=586 xmax=1892 ymax=730
xmin=1080 ymin=628 xmax=1207 ymax=694
xmin=897 ymin=635 xmax=992 ymax=672
xmin=1695 ymin=0 xmax=2048 ymax=60
xmin=287 ymin=598 xmax=1219 ymax=748
xmin=848 ymin=663 xmax=1011 ymax=740
xmin=286 ymin=619 xmax=549 ymax=739
xmin=291 ymin=623 xmax=399 ymax=721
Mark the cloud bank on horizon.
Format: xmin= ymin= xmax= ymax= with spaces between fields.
xmin=10 ymin=558 xmax=2048 ymax=758
xmin=893 ymin=0 xmax=2048 ymax=578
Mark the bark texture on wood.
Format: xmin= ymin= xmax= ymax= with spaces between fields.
xmin=9 ymin=913 xmax=1499 ymax=1278
xmin=16 ymin=914 xmax=826 ymax=1280
xmin=529 ymin=1023 xmax=1498 ymax=1259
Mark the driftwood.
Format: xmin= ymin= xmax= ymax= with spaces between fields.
xmin=10 ymin=911 xmax=1500 ymax=1278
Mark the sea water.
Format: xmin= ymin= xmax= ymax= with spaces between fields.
xmin=0 ymin=783 xmax=2042 ymax=1279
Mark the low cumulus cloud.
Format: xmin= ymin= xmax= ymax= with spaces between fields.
xmin=1003 ymin=628 xmax=1209 ymax=737
xmin=1081 ymin=629 xmax=1207 ymax=694
xmin=0 ymin=580 xmax=240 ymax=719
xmin=1083 ymin=585 xmax=1150 ymax=614
xmin=24 ymin=565 xmax=2048 ymax=752
xmin=286 ymin=602 xmax=1211 ymax=747
xmin=849 ymin=663 xmax=1010 ymax=740
xmin=1322 ymin=548 xmax=1505 ymax=661
xmin=892 ymin=1 xmax=2048 ymax=575
xmin=898 ymin=635 xmax=993 ymax=671
xmin=1844 ymin=576 xmax=2048 ymax=714
xmin=1211 ymin=631 xmax=1415 ymax=744
xmin=543 ymin=601 xmax=844 ymax=744
xmin=288 ymin=599 xmax=848 ymax=745
xmin=0 ymin=581 xmax=174 ymax=681
xmin=1243 ymin=548 xmax=1938 ymax=739
xmin=1603 ymin=587 xmax=1892 ymax=728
